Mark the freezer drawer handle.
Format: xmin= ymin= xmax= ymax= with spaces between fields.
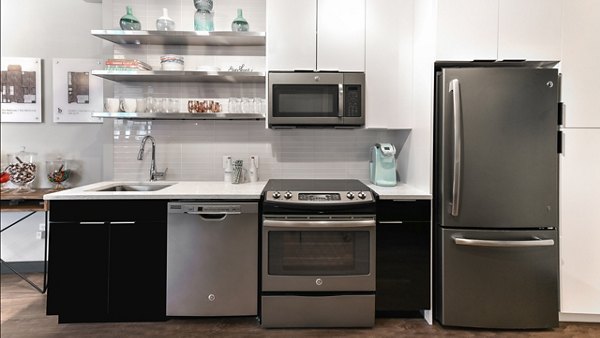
xmin=449 ymin=79 xmax=462 ymax=217
xmin=453 ymin=236 xmax=555 ymax=248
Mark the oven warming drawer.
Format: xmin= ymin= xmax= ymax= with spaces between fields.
xmin=261 ymin=295 xmax=375 ymax=328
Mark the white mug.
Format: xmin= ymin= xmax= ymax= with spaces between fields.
xmin=136 ymin=98 xmax=147 ymax=113
xmin=119 ymin=98 xmax=137 ymax=113
xmin=104 ymin=98 xmax=119 ymax=113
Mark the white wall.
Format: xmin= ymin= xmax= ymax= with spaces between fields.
xmin=1 ymin=0 xmax=111 ymax=262
xmin=1 ymin=0 xmax=113 ymax=187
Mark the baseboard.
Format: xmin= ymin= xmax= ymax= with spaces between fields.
xmin=1 ymin=261 xmax=45 ymax=274
xmin=560 ymin=312 xmax=600 ymax=323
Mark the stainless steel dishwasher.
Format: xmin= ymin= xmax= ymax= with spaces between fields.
xmin=166 ymin=202 xmax=258 ymax=316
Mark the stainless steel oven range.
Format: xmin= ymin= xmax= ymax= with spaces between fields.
xmin=260 ymin=179 xmax=376 ymax=328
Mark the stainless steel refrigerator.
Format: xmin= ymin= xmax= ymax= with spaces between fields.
xmin=434 ymin=67 xmax=559 ymax=329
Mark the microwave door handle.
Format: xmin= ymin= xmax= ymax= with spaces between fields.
xmin=338 ymin=83 xmax=344 ymax=118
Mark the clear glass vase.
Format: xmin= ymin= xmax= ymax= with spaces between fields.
xmin=231 ymin=8 xmax=249 ymax=32
xmin=120 ymin=6 xmax=141 ymax=30
xmin=156 ymin=8 xmax=175 ymax=31
xmin=194 ymin=10 xmax=214 ymax=32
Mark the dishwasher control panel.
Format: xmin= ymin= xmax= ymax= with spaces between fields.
xmin=168 ymin=203 xmax=241 ymax=214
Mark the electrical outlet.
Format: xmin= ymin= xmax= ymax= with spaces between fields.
xmin=36 ymin=231 xmax=42 ymax=240
xmin=39 ymin=223 xmax=45 ymax=231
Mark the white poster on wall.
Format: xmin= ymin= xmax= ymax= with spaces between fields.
xmin=0 ymin=57 xmax=43 ymax=123
xmin=52 ymin=58 xmax=104 ymax=123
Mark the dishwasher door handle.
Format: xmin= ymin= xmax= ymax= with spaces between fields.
xmin=183 ymin=212 xmax=239 ymax=221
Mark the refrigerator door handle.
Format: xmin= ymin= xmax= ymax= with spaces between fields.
xmin=449 ymin=79 xmax=462 ymax=217
xmin=453 ymin=236 xmax=555 ymax=248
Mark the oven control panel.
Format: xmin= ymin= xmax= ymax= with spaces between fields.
xmin=265 ymin=190 xmax=374 ymax=203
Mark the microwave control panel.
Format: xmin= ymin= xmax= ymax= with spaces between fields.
xmin=344 ymin=85 xmax=362 ymax=117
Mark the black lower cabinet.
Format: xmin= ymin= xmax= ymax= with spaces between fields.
xmin=376 ymin=200 xmax=431 ymax=315
xmin=47 ymin=222 xmax=110 ymax=322
xmin=47 ymin=200 xmax=167 ymax=323
xmin=108 ymin=219 xmax=166 ymax=321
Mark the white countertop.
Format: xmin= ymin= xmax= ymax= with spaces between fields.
xmin=43 ymin=180 xmax=431 ymax=201
xmin=366 ymin=182 xmax=431 ymax=200
xmin=43 ymin=181 xmax=268 ymax=200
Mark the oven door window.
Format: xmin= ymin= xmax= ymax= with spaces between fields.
xmin=268 ymin=230 xmax=370 ymax=276
xmin=272 ymin=85 xmax=339 ymax=118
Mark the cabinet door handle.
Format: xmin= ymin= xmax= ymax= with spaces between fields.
xmin=79 ymin=221 xmax=104 ymax=225
xmin=378 ymin=221 xmax=403 ymax=224
xmin=109 ymin=221 xmax=136 ymax=225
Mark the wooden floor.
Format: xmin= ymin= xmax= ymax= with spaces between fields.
xmin=2 ymin=274 xmax=599 ymax=338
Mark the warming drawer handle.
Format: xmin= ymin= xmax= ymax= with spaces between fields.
xmin=453 ymin=236 xmax=555 ymax=248
xmin=449 ymin=79 xmax=462 ymax=217
xmin=109 ymin=221 xmax=136 ymax=225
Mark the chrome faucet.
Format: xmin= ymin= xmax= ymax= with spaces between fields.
xmin=137 ymin=135 xmax=167 ymax=181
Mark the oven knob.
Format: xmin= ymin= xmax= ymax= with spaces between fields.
xmin=208 ymin=294 xmax=215 ymax=302
xmin=315 ymin=278 xmax=323 ymax=286
xmin=358 ymin=191 xmax=367 ymax=199
xmin=284 ymin=191 xmax=293 ymax=199
xmin=272 ymin=191 xmax=281 ymax=199
xmin=346 ymin=192 xmax=355 ymax=199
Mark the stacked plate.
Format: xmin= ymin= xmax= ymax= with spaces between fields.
xmin=160 ymin=55 xmax=184 ymax=71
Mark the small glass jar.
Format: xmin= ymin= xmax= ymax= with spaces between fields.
xmin=46 ymin=158 xmax=72 ymax=190
xmin=7 ymin=147 xmax=37 ymax=192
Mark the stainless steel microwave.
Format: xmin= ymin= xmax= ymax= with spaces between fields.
xmin=268 ymin=72 xmax=365 ymax=128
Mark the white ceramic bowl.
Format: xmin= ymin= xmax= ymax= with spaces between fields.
xmin=161 ymin=62 xmax=184 ymax=71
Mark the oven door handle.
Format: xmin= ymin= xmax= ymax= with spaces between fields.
xmin=263 ymin=219 xmax=375 ymax=229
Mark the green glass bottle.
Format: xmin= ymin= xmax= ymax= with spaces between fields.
xmin=231 ymin=8 xmax=249 ymax=32
xmin=120 ymin=6 xmax=141 ymax=30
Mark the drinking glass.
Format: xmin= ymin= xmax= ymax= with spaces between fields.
xmin=242 ymin=97 xmax=254 ymax=114
xmin=228 ymin=97 xmax=241 ymax=113
xmin=254 ymin=98 xmax=264 ymax=114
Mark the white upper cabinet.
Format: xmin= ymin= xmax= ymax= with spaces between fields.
xmin=266 ymin=0 xmax=317 ymax=71
xmin=435 ymin=0 xmax=562 ymax=61
xmin=560 ymin=0 xmax=600 ymax=128
xmin=267 ymin=0 xmax=365 ymax=71
xmin=436 ymin=0 xmax=498 ymax=61
xmin=317 ymin=0 xmax=365 ymax=71
xmin=498 ymin=0 xmax=562 ymax=60
xmin=365 ymin=0 xmax=413 ymax=129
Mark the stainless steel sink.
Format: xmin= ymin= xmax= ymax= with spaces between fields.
xmin=97 ymin=184 xmax=173 ymax=192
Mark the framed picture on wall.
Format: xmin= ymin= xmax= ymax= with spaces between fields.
xmin=1 ymin=57 xmax=43 ymax=123
xmin=52 ymin=58 xmax=104 ymax=123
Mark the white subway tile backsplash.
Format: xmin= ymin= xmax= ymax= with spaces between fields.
xmin=113 ymin=120 xmax=409 ymax=182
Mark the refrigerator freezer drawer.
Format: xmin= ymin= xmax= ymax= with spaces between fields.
xmin=437 ymin=228 xmax=558 ymax=329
